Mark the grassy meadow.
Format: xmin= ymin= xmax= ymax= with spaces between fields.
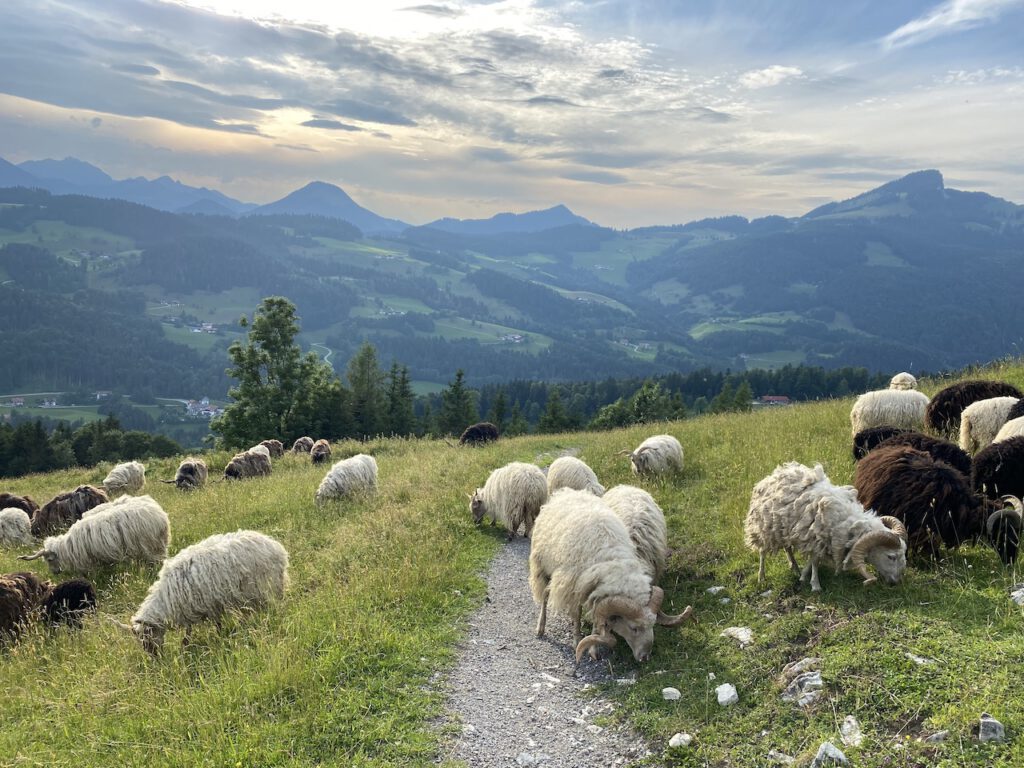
xmin=3 ymin=361 xmax=1024 ymax=766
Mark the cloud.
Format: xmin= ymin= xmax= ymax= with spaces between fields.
xmin=275 ymin=143 xmax=318 ymax=152
xmin=469 ymin=146 xmax=518 ymax=162
xmin=90 ymin=116 xmax=102 ymax=128
xmin=883 ymin=0 xmax=1024 ymax=49
xmin=301 ymin=118 xmax=362 ymax=131
xmin=739 ymin=65 xmax=804 ymax=89
xmin=111 ymin=63 xmax=160 ymax=76
xmin=524 ymin=95 xmax=580 ymax=107
xmin=562 ymin=170 xmax=629 ymax=185
xmin=401 ymin=4 xmax=463 ymax=17
xmin=320 ymin=99 xmax=418 ymax=127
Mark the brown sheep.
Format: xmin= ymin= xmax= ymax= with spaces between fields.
xmin=30 ymin=485 xmax=108 ymax=538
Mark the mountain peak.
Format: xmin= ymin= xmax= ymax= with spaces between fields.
xmin=425 ymin=204 xmax=594 ymax=235
xmin=248 ymin=181 xmax=405 ymax=234
xmin=18 ymin=156 xmax=113 ymax=187
xmin=803 ymin=169 xmax=948 ymax=220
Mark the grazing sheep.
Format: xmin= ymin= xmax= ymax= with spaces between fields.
xmin=102 ymin=461 xmax=146 ymax=497
xmin=20 ymin=495 xmax=170 ymax=574
xmin=889 ymin=372 xmax=918 ymax=390
xmin=0 ymin=571 xmax=51 ymax=641
xmin=960 ymin=397 xmax=1020 ymax=454
xmin=117 ymin=530 xmax=288 ymax=655
xmin=994 ymin=416 xmax=1024 ymax=444
xmin=852 ymin=426 xmax=910 ymax=461
xmin=291 ymin=436 xmax=314 ymax=454
xmin=223 ymin=448 xmax=272 ymax=480
xmin=546 ymin=456 xmax=605 ymax=497
xmin=315 ymin=454 xmax=378 ymax=504
xmin=529 ymin=489 xmax=692 ymax=663
xmin=459 ymin=422 xmax=499 ymax=446
xmin=1007 ymin=399 xmax=1024 ymax=423
xmin=872 ymin=431 xmax=973 ymax=477
xmin=31 ymin=485 xmax=109 ymax=538
xmin=470 ymin=462 xmax=548 ymax=539
xmin=621 ymin=434 xmax=684 ymax=477
xmin=310 ymin=439 xmax=332 ymax=465
xmin=248 ymin=444 xmax=272 ymax=461
xmin=161 ymin=457 xmax=208 ymax=491
xmin=745 ymin=462 xmax=908 ymax=591
xmin=849 ymin=389 xmax=929 ymax=437
xmin=260 ymin=439 xmax=285 ymax=458
xmin=0 ymin=492 xmax=39 ymax=520
xmin=601 ymin=485 xmax=669 ymax=581
xmin=855 ymin=445 xmax=1019 ymax=563
xmin=0 ymin=508 xmax=33 ymax=547
xmin=973 ymin=436 xmax=1024 ymax=502
xmin=926 ymin=380 xmax=1024 ymax=436
xmin=41 ymin=578 xmax=96 ymax=628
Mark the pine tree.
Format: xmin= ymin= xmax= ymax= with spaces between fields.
xmin=538 ymin=388 xmax=571 ymax=433
xmin=438 ymin=369 xmax=478 ymax=436
xmin=710 ymin=380 xmax=735 ymax=414
xmin=347 ymin=342 xmax=385 ymax=439
xmin=385 ymin=363 xmax=416 ymax=436
xmin=507 ymin=401 xmax=529 ymax=436
xmin=487 ymin=388 xmax=508 ymax=434
xmin=733 ymin=381 xmax=754 ymax=412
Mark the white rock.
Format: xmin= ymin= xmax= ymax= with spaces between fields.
xmin=615 ymin=677 xmax=637 ymax=686
xmin=1010 ymin=584 xmax=1024 ymax=605
xmin=904 ymin=652 xmax=935 ymax=666
xmin=706 ymin=585 xmax=726 ymax=595
xmin=767 ymin=749 xmax=796 ymax=765
xmin=668 ymin=732 xmax=693 ymax=748
xmin=539 ymin=672 xmax=561 ymax=683
xmin=781 ymin=671 xmax=824 ymax=708
xmin=463 ymin=723 xmax=477 ymax=735
xmin=586 ymin=724 xmax=603 ymax=735
xmin=840 ymin=715 xmax=863 ymax=747
xmin=923 ymin=730 xmax=949 ymax=743
xmin=780 ymin=657 xmax=820 ymax=682
xmin=716 ymin=683 xmax=739 ymax=706
xmin=810 ymin=741 xmax=848 ymax=766
xmin=707 ymin=672 xmax=716 ymax=681
xmin=662 ymin=687 xmax=681 ymax=701
xmin=720 ymin=626 xmax=754 ymax=648
xmin=977 ymin=713 xmax=1005 ymax=743
xmin=719 ymin=597 xmax=732 ymax=605
xmin=760 ymin=589 xmax=774 ymax=598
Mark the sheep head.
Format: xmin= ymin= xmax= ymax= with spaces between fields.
xmin=19 ymin=547 xmax=61 ymax=574
xmin=843 ymin=516 xmax=908 ymax=585
xmin=469 ymin=490 xmax=486 ymax=523
xmin=575 ymin=587 xmax=694 ymax=663
xmin=110 ymin=618 xmax=166 ymax=656
xmin=987 ymin=496 xmax=1022 ymax=564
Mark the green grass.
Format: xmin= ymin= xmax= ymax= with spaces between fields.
xmin=160 ymin=324 xmax=237 ymax=354
xmin=0 ymin=221 xmax=134 ymax=258
xmin=144 ymin=288 xmax=266 ymax=325
xmin=0 ymin=405 xmax=104 ymax=423
xmin=4 ymin=360 xmax=1024 ymax=766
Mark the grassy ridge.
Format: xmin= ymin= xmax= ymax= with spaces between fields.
xmin=2 ymin=362 xmax=1024 ymax=766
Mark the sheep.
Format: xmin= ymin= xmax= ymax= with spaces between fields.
xmin=745 ymin=462 xmax=908 ymax=591
xmin=161 ymin=457 xmax=208 ymax=491
xmin=115 ymin=530 xmax=288 ymax=655
xmin=31 ymin=485 xmax=109 ymax=538
xmin=248 ymin=444 xmax=272 ymax=461
xmin=1008 ymin=399 xmax=1024 ymax=423
xmin=621 ymin=434 xmax=684 ymax=477
xmin=291 ymin=436 xmax=314 ymax=454
xmin=889 ymin=372 xmax=918 ymax=390
xmin=223 ymin=448 xmax=271 ymax=480
xmin=972 ymin=436 xmax=1024 ymax=502
xmin=994 ymin=416 xmax=1024 ymax=444
xmin=0 ymin=492 xmax=39 ymax=520
xmin=41 ymin=578 xmax=96 ymax=628
xmin=0 ymin=571 xmax=52 ymax=642
xmin=852 ymin=426 xmax=910 ymax=461
xmin=546 ymin=456 xmax=605 ymax=497
xmin=315 ymin=454 xmax=378 ymax=504
xmin=459 ymin=422 xmax=499 ymax=446
xmin=470 ymin=462 xmax=548 ymax=539
xmin=873 ymin=431 xmax=973 ymax=477
xmin=102 ymin=460 xmax=146 ymax=497
xmin=310 ymin=439 xmax=332 ymax=465
xmin=0 ymin=507 xmax=33 ymax=547
xmin=601 ymin=485 xmax=669 ymax=581
xmin=260 ymin=439 xmax=285 ymax=458
xmin=849 ymin=389 xmax=929 ymax=437
xmin=960 ymin=397 xmax=1020 ymax=454
xmin=926 ymin=380 xmax=1024 ymax=437
xmin=855 ymin=445 xmax=1020 ymax=563
xmin=529 ymin=489 xmax=692 ymax=663
xmin=20 ymin=494 xmax=170 ymax=574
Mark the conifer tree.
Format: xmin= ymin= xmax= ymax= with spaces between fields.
xmin=438 ymin=369 xmax=478 ymax=435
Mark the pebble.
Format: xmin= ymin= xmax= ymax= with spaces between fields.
xmin=977 ymin=712 xmax=1005 ymax=743
xmin=904 ymin=652 xmax=935 ymax=665
xmin=716 ymin=683 xmax=739 ymax=706
xmin=706 ymin=585 xmax=726 ymax=595
xmin=760 ymin=589 xmax=773 ymax=598
xmin=668 ymin=733 xmax=692 ymax=748
xmin=840 ymin=715 xmax=863 ymax=747
xmin=923 ymin=730 xmax=949 ymax=743
xmin=780 ymin=657 xmax=820 ymax=681
xmin=516 ymin=752 xmax=551 ymax=767
xmin=810 ymin=741 xmax=848 ymax=766
xmin=662 ymin=687 xmax=681 ymax=701
xmin=720 ymin=626 xmax=754 ymax=648
xmin=767 ymin=749 xmax=796 ymax=765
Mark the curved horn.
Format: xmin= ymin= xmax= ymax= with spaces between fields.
xmin=106 ymin=616 xmax=133 ymax=631
xmin=988 ymin=496 xmax=1023 ymax=537
xmin=615 ymin=449 xmax=632 ymax=456
xmin=18 ymin=550 xmax=45 ymax=561
xmin=844 ymin=530 xmax=901 ymax=585
xmin=648 ymin=585 xmax=664 ymax=614
xmin=647 ymin=586 xmax=695 ymax=626
xmin=878 ymin=515 xmax=908 ymax=543
xmin=575 ymin=630 xmax=617 ymax=663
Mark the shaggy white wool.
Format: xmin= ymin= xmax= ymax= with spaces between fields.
xmin=103 ymin=461 xmax=146 ymax=496
xmin=315 ymin=454 xmax=378 ymax=503
xmin=472 ymin=462 xmax=547 ymax=536
xmin=602 ymin=485 xmax=668 ymax=581
xmin=629 ymin=434 xmax=684 ymax=476
xmin=0 ymin=508 xmax=33 ymax=547
xmin=849 ymin=389 xmax=929 ymax=436
xmin=546 ymin=456 xmax=605 ymax=497
xmin=960 ymin=397 xmax=1019 ymax=453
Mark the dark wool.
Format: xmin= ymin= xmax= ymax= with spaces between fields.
xmin=30 ymin=485 xmax=108 ymax=538
xmin=174 ymin=458 xmax=208 ymax=491
xmin=42 ymin=579 xmax=97 ymax=628
xmin=874 ymin=432 xmax=973 ymax=477
xmin=291 ymin=436 xmax=314 ymax=454
xmin=310 ymin=439 xmax=332 ymax=465
xmin=0 ymin=492 xmax=39 ymax=520
xmin=925 ymin=380 xmax=1024 ymax=435
xmin=972 ymin=436 xmax=1024 ymax=501
xmin=0 ymin=571 xmax=52 ymax=641
xmin=855 ymin=445 xmax=994 ymax=557
xmin=460 ymin=422 xmax=500 ymax=446
xmin=1006 ymin=399 xmax=1024 ymax=423
xmin=260 ymin=439 xmax=285 ymax=459
xmin=852 ymin=426 xmax=909 ymax=461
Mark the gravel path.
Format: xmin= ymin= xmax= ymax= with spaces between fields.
xmin=438 ymin=536 xmax=651 ymax=767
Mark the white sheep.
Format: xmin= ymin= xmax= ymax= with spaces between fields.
xmin=849 ymin=389 xmax=929 ymax=437
xmin=994 ymin=416 xmax=1024 ymax=444
xmin=20 ymin=494 xmax=169 ymax=574
xmin=529 ymin=489 xmax=692 ymax=663
xmin=0 ymin=508 xmax=33 ymax=547
xmin=601 ymin=485 xmax=669 ymax=581
xmin=621 ymin=434 xmax=684 ymax=477
xmin=960 ymin=397 xmax=1020 ymax=453
xmin=248 ymin=444 xmax=272 ymax=461
xmin=546 ymin=456 xmax=605 ymax=496
xmin=315 ymin=454 xmax=378 ymax=504
xmin=102 ymin=460 xmax=146 ymax=497
xmin=889 ymin=372 xmax=918 ymax=390
xmin=470 ymin=462 xmax=547 ymax=539
xmin=117 ymin=530 xmax=288 ymax=655
xmin=745 ymin=462 xmax=908 ymax=591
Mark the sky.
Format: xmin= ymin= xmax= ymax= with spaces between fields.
xmin=1 ymin=0 xmax=1023 ymax=227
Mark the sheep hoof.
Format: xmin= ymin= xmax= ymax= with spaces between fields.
xmin=862 ymin=577 xmax=877 ymax=586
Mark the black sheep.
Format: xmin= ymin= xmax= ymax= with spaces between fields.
xmin=0 ymin=492 xmax=39 ymax=520
xmin=855 ymin=445 xmax=1020 ymax=563
xmin=852 ymin=426 xmax=909 ymax=461
xmin=972 ymin=436 xmax=1024 ymax=503
xmin=459 ymin=422 xmax=499 ymax=446
xmin=1006 ymin=399 xmax=1024 ymax=423
xmin=0 ymin=571 xmax=52 ymax=642
xmin=873 ymin=431 xmax=972 ymax=477
xmin=925 ymin=380 xmax=1023 ymax=436
xmin=42 ymin=579 xmax=97 ymax=628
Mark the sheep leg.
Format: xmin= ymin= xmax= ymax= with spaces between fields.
xmin=572 ymin=605 xmax=583 ymax=645
xmin=809 ymin=560 xmax=822 ymax=592
xmin=757 ymin=551 xmax=766 ymax=582
xmin=535 ymin=591 xmax=549 ymax=637
xmin=785 ymin=546 xmax=799 ymax=572
xmin=800 ymin=560 xmax=813 ymax=583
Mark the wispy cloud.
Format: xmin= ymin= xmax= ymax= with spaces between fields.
xmin=883 ymin=0 xmax=1024 ymax=49
xmin=738 ymin=65 xmax=803 ymax=89
xmin=301 ymin=118 xmax=363 ymax=131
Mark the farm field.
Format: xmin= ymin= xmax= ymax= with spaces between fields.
xmin=2 ymin=360 xmax=1023 ymax=766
